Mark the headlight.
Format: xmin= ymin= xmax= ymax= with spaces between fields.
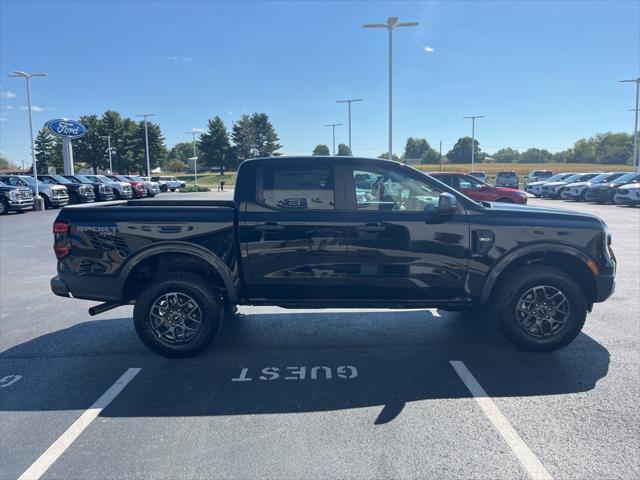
xmin=9 ymin=190 xmax=17 ymax=201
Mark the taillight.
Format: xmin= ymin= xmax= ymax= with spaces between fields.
xmin=53 ymin=221 xmax=70 ymax=259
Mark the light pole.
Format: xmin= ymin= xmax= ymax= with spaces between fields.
xmin=324 ymin=123 xmax=342 ymax=155
xmin=620 ymin=78 xmax=640 ymax=171
xmin=136 ymin=113 xmax=155 ymax=177
xmin=463 ymin=115 xmax=485 ymax=170
xmin=8 ymin=70 xmax=47 ymax=206
xmin=336 ymin=98 xmax=363 ymax=153
xmin=364 ymin=17 xmax=418 ymax=161
xmin=186 ymin=129 xmax=203 ymax=185
xmin=100 ymin=135 xmax=113 ymax=173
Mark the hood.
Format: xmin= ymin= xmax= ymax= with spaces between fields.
xmin=527 ymin=181 xmax=547 ymax=187
xmin=50 ymin=184 xmax=68 ymax=192
xmin=494 ymin=186 xmax=522 ymax=193
xmin=485 ymin=202 xmax=604 ymax=224
xmin=565 ymin=181 xmax=590 ymax=188
xmin=108 ymin=181 xmax=131 ymax=188
xmin=543 ymin=181 xmax=566 ymax=187
xmin=618 ymin=183 xmax=640 ymax=190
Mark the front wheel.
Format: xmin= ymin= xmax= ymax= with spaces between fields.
xmin=133 ymin=273 xmax=222 ymax=357
xmin=0 ymin=198 xmax=8 ymax=215
xmin=492 ymin=266 xmax=586 ymax=351
xmin=170 ymin=188 xmax=176 ymax=192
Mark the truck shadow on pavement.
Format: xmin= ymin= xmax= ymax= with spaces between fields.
xmin=0 ymin=308 xmax=610 ymax=425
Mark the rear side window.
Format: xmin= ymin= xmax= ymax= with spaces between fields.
xmin=259 ymin=166 xmax=335 ymax=210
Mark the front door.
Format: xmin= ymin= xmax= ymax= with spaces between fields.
xmin=343 ymin=163 xmax=470 ymax=301
xmin=241 ymin=162 xmax=349 ymax=301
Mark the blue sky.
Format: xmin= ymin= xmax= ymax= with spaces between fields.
xmin=1 ymin=0 xmax=638 ymax=164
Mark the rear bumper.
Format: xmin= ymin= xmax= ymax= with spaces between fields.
xmin=51 ymin=274 xmax=123 ymax=301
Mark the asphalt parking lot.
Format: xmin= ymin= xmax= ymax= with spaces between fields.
xmin=1 ymin=196 xmax=638 ymax=480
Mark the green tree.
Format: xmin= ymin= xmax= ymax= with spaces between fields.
xmin=377 ymin=152 xmax=401 ymax=161
xmin=492 ymin=148 xmax=520 ymax=163
xmin=166 ymin=159 xmax=187 ymax=172
xmin=34 ymin=128 xmax=62 ymax=173
xmin=551 ymin=149 xmax=574 ymax=163
xmin=403 ymin=137 xmax=439 ymax=164
xmin=168 ymin=142 xmax=194 ymax=163
xmin=231 ymin=114 xmax=254 ymax=165
xmin=596 ymin=132 xmax=633 ymax=164
xmin=337 ymin=143 xmax=352 ymax=156
xmin=572 ymin=137 xmax=598 ymax=163
xmin=131 ymin=121 xmax=167 ymax=174
xmin=312 ymin=144 xmax=330 ymax=155
xmin=250 ymin=112 xmax=282 ymax=157
xmin=198 ymin=116 xmax=231 ymax=168
xmin=0 ymin=154 xmax=18 ymax=171
xmin=73 ymin=114 xmax=106 ymax=174
xmin=446 ymin=137 xmax=481 ymax=164
xmin=518 ymin=148 xmax=552 ymax=163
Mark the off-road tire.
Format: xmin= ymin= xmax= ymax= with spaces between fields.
xmin=133 ymin=272 xmax=222 ymax=358
xmin=492 ymin=265 xmax=587 ymax=351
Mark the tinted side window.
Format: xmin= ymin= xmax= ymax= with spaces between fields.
xmin=259 ymin=166 xmax=335 ymax=210
xmin=352 ymin=167 xmax=442 ymax=211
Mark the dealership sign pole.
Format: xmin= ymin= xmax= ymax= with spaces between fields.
xmin=46 ymin=119 xmax=87 ymax=176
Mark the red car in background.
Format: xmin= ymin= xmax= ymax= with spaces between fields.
xmin=429 ymin=172 xmax=528 ymax=204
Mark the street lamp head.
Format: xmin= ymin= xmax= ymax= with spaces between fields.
xmin=8 ymin=71 xmax=47 ymax=78
xmin=619 ymin=78 xmax=640 ymax=83
xmin=363 ymin=23 xmax=386 ymax=29
xmin=136 ymin=113 xmax=156 ymax=118
xmin=387 ymin=17 xmax=399 ymax=27
xmin=336 ymin=98 xmax=364 ymax=104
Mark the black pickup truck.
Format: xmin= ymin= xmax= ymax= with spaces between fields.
xmin=51 ymin=156 xmax=616 ymax=357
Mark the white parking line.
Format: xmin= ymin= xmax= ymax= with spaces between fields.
xmin=17 ymin=368 xmax=141 ymax=480
xmin=450 ymin=360 xmax=553 ymax=480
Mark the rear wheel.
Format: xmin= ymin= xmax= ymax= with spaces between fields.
xmin=170 ymin=188 xmax=176 ymax=192
xmin=492 ymin=266 xmax=587 ymax=351
xmin=160 ymin=184 xmax=169 ymax=192
xmin=133 ymin=273 xmax=222 ymax=358
xmin=495 ymin=197 xmax=514 ymax=203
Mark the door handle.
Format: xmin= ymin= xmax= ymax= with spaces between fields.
xmin=255 ymin=222 xmax=284 ymax=232
xmin=357 ymin=223 xmax=385 ymax=233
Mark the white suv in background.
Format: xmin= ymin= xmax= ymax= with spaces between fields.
xmin=151 ymin=176 xmax=185 ymax=192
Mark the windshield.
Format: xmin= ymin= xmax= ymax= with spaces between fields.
xmin=497 ymin=172 xmax=516 ymax=178
xmin=612 ymin=172 xmax=639 ymax=184
xmin=96 ymin=175 xmax=114 ymax=183
xmin=544 ymin=173 xmax=570 ymax=182
xmin=72 ymin=175 xmax=91 ymax=183
xmin=52 ymin=175 xmax=72 ymax=184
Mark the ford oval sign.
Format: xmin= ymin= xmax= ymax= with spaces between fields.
xmin=46 ymin=119 xmax=87 ymax=139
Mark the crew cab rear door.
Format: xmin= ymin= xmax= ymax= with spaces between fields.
xmin=342 ymin=161 xmax=470 ymax=301
xmin=240 ymin=160 xmax=349 ymax=301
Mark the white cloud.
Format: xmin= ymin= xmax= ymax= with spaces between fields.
xmin=0 ymin=117 xmax=7 ymax=122
xmin=20 ymin=105 xmax=49 ymax=112
xmin=0 ymin=90 xmax=17 ymax=99
xmin=227 ymin=110 xmax=234 ymax=115
xmin=166 ymin=56 xmax=196 ymax=62
xmin=422 ymin=45 xmax=435 ymax=53
xmin=2 ymin=105 xmax=14 ymax=110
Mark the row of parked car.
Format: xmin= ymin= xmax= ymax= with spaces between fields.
xmin=525 ymin=171 xmax=640 ymax=205
xmin=0 ymin=174 xmax=186 ymax=215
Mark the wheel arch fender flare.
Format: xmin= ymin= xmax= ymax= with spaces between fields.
xmin=118 ymin=242 xmax=238 ymax=303
xmin=480 ymin=242 xmax=595 ymax=302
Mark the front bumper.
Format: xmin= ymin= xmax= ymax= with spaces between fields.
xmin=50 ymin=195 xmax=69 ymax=206
xmin=97 ymin=192 xmax=115 ymax=201
xmin=9 ymin=199 xmax=34 ymax=211
xmin=594 ymin=274 xmax=615 ymax=303
xmin=585 ymin=189 xmax=614 ymax=202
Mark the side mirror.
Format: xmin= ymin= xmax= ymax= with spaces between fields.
xmin=437 ymin=192 xmax=458 ymax=216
